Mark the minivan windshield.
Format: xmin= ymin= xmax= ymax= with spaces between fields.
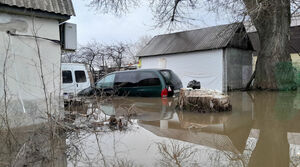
xmin=160 ymin=70 xmax=182 ymax=89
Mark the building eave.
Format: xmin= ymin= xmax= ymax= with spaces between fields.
xmin=0 ymin=5 xmax=71 ymax=22
xmin=137 ymin=48 xmax=226 ymax=58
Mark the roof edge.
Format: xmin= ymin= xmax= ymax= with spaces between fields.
xmin=137 ymin=46 xmax=254 ymax=58
xmin=0 ymin=0 xmax=75 ymax=16
xmin=151 ymin=22 xmax=242 ymax=39
xmin=0 ymin=5 xmax=71 ymax=22
xmin=224 ymin=23 xmax=243 ymax=47
xmin=137 ymin=48 xmax=225 ymax=57
xmin=225 ymin=23 xmax=255 ymax=51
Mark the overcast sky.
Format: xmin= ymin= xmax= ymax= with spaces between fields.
xmin=69 ymin=1 xmax=231 ymax=46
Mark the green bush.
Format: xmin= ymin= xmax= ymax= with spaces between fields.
xmin=295 ymin=63 xmax=300 ymax=87
xmin=275 ymin=62 xmax=297 ymax=90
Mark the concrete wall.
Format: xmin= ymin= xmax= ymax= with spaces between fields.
xmin=140 ymin=49 xmax=224 ymax=92
xmin=225 ymin=48 xmax=252 ymax=90
xmin=0 ymin=13 xmax=62 ymax=127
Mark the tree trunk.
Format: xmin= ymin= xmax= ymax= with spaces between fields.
xmin=243 ymin=0 xmax=296 ymax=90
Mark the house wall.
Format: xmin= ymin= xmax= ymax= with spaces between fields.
xmin=225 ymin=48 xmax=253 ymax=90
xmin=140 ymin=49 xmax=224 ymax=92
xmin=0 ymin=13 xmax=62 ymax=127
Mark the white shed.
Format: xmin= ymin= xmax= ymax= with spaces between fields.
xmin=137 ymin=23 xmax=253 ymax=92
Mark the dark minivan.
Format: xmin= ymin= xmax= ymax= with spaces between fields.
xmin=78 ymin=69 xmax=182 ymax=97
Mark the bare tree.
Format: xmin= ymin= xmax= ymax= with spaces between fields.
xmin=65 ymin=41 xmax=134 ymax=78
xmin=88 ymin=0 xmax=139 ymax=16
xmin=105 ymin=43 xmax=130 ymax=70
xmin=88 ymin=0 xmax=300 ymax=90
xmin=77 ymin=41 xmax=105 ymax=75
xmin=155 ymin=140 xmax=197 ymax=167
xmin=62 ymin=51 xmax=80 ymax=63
xmin=129 ymin=35 xmax=152 ymax=58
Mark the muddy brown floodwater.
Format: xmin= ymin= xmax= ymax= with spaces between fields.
xmin=1 ymin=91 xmax=300 ymax=167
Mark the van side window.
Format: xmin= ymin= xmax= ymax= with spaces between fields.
xmin=75 ymin=71 xmax=87 ymax=83
xmin=96 ymin=74 xmax=115 ymax=88
xmin=62 ymin=70 xmax=73 ymax=83
xmin=137 ymin=72 xmax=161 ymax=86
xmin=115 ymin=72 xmax=137 ymax=87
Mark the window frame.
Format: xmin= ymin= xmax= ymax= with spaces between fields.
xmin=137 ymin=71 xmax=161 ymax=87
xmin=114 ymin=72 xmax=138 ymax=88
xmin=75 ymin=70 xmax=87 ymax=83
xmin=62 ymin=70 xmax=73 ymax=84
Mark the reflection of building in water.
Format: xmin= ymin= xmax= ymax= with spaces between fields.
xmin=138 ymin=92 xmax=300 ymax=167
xmin=139 ymin=92 xmax=253 ymax=153
xmin=139 ymin=111 xmax=252 ymax=154
xmin=65 ymin=92 xmax=300 ymax=166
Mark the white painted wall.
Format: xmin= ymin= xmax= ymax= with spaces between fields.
xmin=140 ymin=49 xmax=224 ymax=92
xmin=0 ymin=13 xmax=62 ymax=126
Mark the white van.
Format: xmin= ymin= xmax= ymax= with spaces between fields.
xmin=62 ymin=63 xmax=91 ymax=100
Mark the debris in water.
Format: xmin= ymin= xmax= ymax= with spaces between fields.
xmin=177 ymin=88 xmax=232 ymax=112
xmin=109 ymin=115 xmax=118 ymax=126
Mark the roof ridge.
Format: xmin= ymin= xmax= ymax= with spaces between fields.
xmin=223 ymin=23 xmax=244 ymax=48
xmin=153 ymin=22 xmax=242 ymax=38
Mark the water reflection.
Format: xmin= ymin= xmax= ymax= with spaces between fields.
xmin=0 ymin=124 xmax=67 ymax=166
xmin=248 ymin=92 xmax=298 ymax=167
xmin=2 ymin=91 xmax=300 ymax=166
xmin=75 ymin=91 xmax=300 ymax=167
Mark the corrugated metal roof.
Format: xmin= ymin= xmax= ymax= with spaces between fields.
xmin=0 ymin=0 xmax=75 ymax=16
xmin=137 ymin=23 xmax=243 ymax=57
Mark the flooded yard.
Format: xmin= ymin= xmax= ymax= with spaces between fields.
xmin=1 ymin=91 xmax=300 ymax=167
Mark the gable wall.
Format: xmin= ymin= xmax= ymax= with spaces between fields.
xmin=140 ymin=49 xmax=224 ymax=92
xmin=0 ymin=13 xmax=62 ymax=127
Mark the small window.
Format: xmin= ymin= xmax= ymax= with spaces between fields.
xmin=137 ymin=71 xmax=161 ymax=86
xmin=62 ymin=71 xmax=73 ymax=83
xmin=75 ymin=71 xmax=87 ymax=83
